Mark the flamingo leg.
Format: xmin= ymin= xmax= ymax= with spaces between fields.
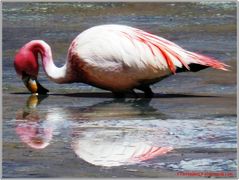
xmin=136 ymin=85 xmax=154 ymax=98
xmin=112 ymin=92 xmax=126 ymax=98
xmin=129 ymin=89 xmax=139 ymax=98
xmin=112 ymin=90 xmax=139 ymax=98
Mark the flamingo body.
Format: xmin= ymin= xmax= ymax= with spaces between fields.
xmin=14 ymin=24 xmax=228 ymax=96
xmin=67 ymin=25 xmax=172 ymax=91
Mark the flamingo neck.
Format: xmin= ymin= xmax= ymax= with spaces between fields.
xmin=27 ymin=40 xmax=68 ymax=84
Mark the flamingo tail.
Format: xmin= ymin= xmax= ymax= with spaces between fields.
xmin=130 ymin=28 xmax=230 ymax=74
xmin=176 ymin=52 xmax=230 ymax=73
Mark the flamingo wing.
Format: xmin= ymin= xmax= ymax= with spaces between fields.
xmin=71 ymin=25 xmax=228 ymax=74
xmin=117 ymin=25 xmax=229 ymax=74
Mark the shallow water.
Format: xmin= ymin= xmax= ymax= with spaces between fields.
xmin=2 ymin=2 xmax=237 ymax=178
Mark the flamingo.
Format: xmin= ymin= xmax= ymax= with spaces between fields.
xmin=14 ymin=24 xmax=228 ymax=97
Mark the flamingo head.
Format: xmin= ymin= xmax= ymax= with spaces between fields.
xmin=14 ymin=45 xmax=49 ymax=94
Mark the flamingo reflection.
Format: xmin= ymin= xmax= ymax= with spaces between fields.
xmin=15 ymin=95 xmax=53 ymax=149
xmin=72 ymin=128 xmax=173 ymax=167
xmin=15 ymin=95 xmax=173 ymax=166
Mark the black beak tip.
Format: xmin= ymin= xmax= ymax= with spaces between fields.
xmin=35 ymin=80 xmax=49 ymax=95
xmin=37 ymin=88 xmax=49 ymax=95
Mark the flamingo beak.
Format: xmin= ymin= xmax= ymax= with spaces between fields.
xmin=22 ymin=75 xmax=49 ymax=94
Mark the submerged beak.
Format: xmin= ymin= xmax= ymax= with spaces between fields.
xmin=22 ymin=75 xmax=49 ymax=94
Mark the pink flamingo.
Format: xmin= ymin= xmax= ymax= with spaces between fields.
xmin=14 ymin=24 xmax=228 ymax=97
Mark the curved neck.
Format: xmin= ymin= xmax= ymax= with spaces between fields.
xmin=26 ymin=40 xmax=68 ymax=84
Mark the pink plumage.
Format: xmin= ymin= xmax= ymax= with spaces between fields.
xmin=14 ymin=24 xmax=229 ymax=97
